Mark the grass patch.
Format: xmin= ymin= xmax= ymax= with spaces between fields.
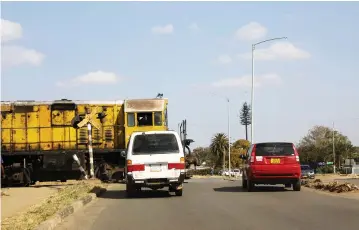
xmin=1 ymin=181 xmax=107 ymax=230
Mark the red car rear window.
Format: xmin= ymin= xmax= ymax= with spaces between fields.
xmin=255 ymin=143 xmax=295 ymax=156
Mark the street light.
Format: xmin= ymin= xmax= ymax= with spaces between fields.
xmin=210 ymin=92 xmax=231 ymax=172
xmin=251 ymin=37 xmax=288 ymax=143
xmin=332 ymin=121 xmax=336 ymax=174
xmin=227 ymin=97 xmax=231 ymax=173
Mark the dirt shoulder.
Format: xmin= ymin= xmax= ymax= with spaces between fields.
xmin=1 ymin=185 xmax=59 ymax=220
xmin=314 ymin=174 xmax=358 ymax=181
xmin=1 ymin=180 xmax=90 ymax=219
xmin=303 ymin=186 xmax=359 ymax=200
xmin=1 ymin=180 xmax=107 ymax=230
xmin=302 ymin=176 xmax=359 ymax=201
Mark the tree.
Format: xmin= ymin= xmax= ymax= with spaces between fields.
xmin=232 ymin=139 xmax=251 ymax=152
xmin=192 ymin=147 xmax=213 ymax=166
xmin=229 ymin=139 xmax=251 ymax=168
xmin=210 ymin=133 xmax=229 ymax=169
xmin=297 ymin=125 xmax=354 ymax=167
xmin=240 ymin=102 xmax=251 ymax=141
xmin=230 ymin=148 xmax=244 ymax=168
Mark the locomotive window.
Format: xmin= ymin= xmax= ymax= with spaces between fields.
xmin=137 ymin=112 xmax=153 ymax=126
xmin=14 ymin=105 xmax=34 ymax=113
xmin=127 ymin=113 xmax=135 ymax=127
xmin=51 ymin=104 xmax=76 ymax=111
xmin=154 ymin=112 xmax=162 ymax=126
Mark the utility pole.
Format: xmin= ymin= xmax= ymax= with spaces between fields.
xmin=332 ymin=121 xmax=336 ymax=174
xmin=227 ymin=98 xmax=231 ymax=173
xmin=251 ymin=44 xmax=255 ymax=144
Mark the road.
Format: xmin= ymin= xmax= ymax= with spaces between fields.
xmin=55 ymin=178 xmax=359 ymax=230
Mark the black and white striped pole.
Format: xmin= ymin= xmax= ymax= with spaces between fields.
xmin=75 ymin=106 xmax=102 ymax=179
xmin=87 ymin=122 xmax=95 ymax=178
xmin=72 ymin=154 xmax=88 ymax=179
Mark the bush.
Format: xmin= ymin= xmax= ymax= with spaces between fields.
xmin=316 ymin=165 xmax=334 ymax=174
xmin=192 ymin=168 xmax=221 ymax=176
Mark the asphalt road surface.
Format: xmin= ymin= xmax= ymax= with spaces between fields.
xmin=55 ymin=178 xmax=359 ymax=230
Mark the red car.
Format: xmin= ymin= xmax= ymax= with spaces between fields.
xmin=241 ymin=142 xmax=302 ymax=192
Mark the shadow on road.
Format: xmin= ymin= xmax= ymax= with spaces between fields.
xmin=100 ymin=189 xmax=173 ymax=199
xmin=213 ymin=185 xmax=289 ymax=193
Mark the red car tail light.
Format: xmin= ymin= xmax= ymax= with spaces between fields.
xmin=168 ymin=163 xmax=185 ymax=170
xmin=250 ymin=145 xmax=256 ymax=163
xmin=127 ymin=160 xmax=145 ymax=172
xmin=293 ymin=145 xmax=300 ymax=162
xmin=127 ymin=164 xmax=145 ymax=172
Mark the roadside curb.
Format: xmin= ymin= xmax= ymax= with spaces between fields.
xmin=191 ymin=175 xmax=223 ymax=179
xmin=222 ymin=177 xmax=241 ymax=181
xmin=34 ymin=186 xmax=107 ymax=230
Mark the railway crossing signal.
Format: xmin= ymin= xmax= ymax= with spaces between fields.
xmin=76 ymin=107 xmax=102 ymax=130
xmin=76 ymin=106 xmax=102 ymax=179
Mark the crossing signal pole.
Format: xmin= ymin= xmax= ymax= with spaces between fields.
xmin=75 ymin=107 xmax=102 ymax=178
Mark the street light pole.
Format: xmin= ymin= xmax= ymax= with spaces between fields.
xmin=332 ymin=121 xmax=336 ymax=174
xmin=250 ymin=36 xmax=288 ymax=144
xmin=251 ymin=44 xmax=255 ymax=144
xmin=210 ymin=92 xmax=231 ymax=172
xmin=227 ymin=97 xmax=231 ymax=173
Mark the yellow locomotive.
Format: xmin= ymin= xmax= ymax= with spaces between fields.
xmin=1 ymin=98 xmax=168 ymax=186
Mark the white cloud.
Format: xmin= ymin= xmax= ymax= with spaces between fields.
xmin=1 ymin=45 xmax=45 ymax=68
xmin=56 ymin=71 xmax=121 ymax=87
xmin=235 ymin=22 xmax=267 ymax=41
xmin=189 ymin=23 xmax=199 ymax=31
xmin=151 ymin=24 xmax=174 ymax=35
xmin=238 ymin=41 xmax=311 ymax=61
xmin=1 ymin=18 xmax=45 ymax=70
xmin=217 ymin=55 xmax=232 ymax=64
xmin=211 ymin=73 xmax=282 ymax=88
xmin=1 ymin=19 xmax=23 ymax=43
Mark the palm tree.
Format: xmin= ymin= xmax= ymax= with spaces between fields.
xmin=210 ymin=133 xmax=229 ymax=170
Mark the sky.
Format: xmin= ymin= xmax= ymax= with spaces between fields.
xmin=1 ymin=1 xmax=359 ymax=148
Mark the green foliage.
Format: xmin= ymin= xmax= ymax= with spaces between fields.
xmin=230 ymin=153 xmax=243 ymax=168
xmin=232 ymin=139 xmax=251 ymax=151
xmin=239 ymin=102 xmax=251 ymax=126
xmin=210 ymin=133 xmax=229 ymax=169
xmin=230 ymin=139 xmax=249 ymax=168
xmin=192 ymin=147 xmax=214 ymax=166
xmin=297 ymin=125 xmax=354 ymax=167
xmin=316 ymin=165 xmax=334 ymax=174
xmin=240 ymin=102 xmax=251 ymax=140
xmin=192 ymin=168 xmax=220 ymax=176
xmin=205 ymin=136 xmax=250 ymax=169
